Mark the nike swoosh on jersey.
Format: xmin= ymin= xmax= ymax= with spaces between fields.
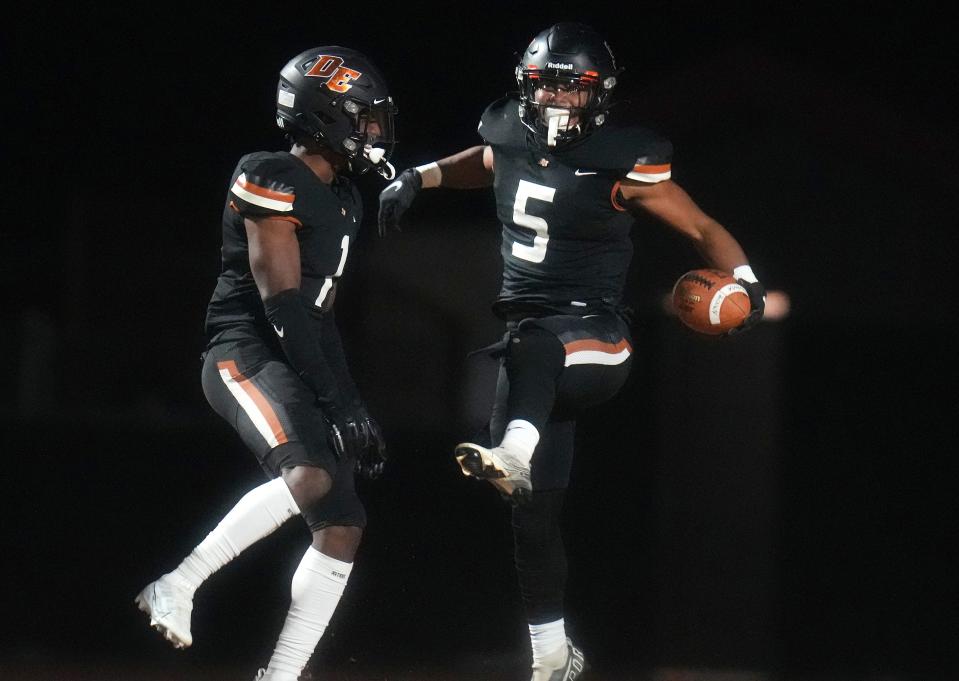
xmin=273 ymin=324 xmax=285 ymax=338
xmin=373 ymin=98 xmax=387 ymax=104
xmin=574 ymin=169 xmax=598 ymax=176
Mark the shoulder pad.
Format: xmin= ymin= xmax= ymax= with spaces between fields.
xmin=230 ymin=152 xmax=301 ymax=216
xmin=558 ymin=125 xmax=673 ymax=176
xmin=478 ymin=96 xmax=526 ymax=148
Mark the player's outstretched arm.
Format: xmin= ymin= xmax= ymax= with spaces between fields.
xmin=377 ymin=145 xmax=494 ymax=235
xmin=618 ymin=178 xmax=747 ymax=270
xmin=619 ymin=178 xmax=766 ymax=331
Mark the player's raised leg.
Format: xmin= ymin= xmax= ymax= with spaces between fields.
xmin=457 ymin=325 xmax=565 ymax=501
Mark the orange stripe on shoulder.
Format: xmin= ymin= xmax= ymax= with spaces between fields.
xmin=632 ymin=162 xmax=671 ymax=174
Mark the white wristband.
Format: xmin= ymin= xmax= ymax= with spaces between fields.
xmin=415 ymin=162 xmax=442 ymax=189
xmin=732 ymin=264 xmax=758 ymax=283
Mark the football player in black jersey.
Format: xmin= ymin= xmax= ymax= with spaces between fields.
xmin=135 ymin=47 xmax=395 ymax=681
xmin=379 ymin=23 xmax=766 ymax=681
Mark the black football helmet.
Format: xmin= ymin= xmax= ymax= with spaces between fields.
xmin=276 ymin=46 xmax=397 ymax=177
xmin=516 ymin=23 xmax=621 ymax=147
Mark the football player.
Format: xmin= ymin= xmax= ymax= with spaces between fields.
xmin=135 ymin=46 xmax=395 ymax=681
xmin=378 ymin=23 xmax=765 ymax=681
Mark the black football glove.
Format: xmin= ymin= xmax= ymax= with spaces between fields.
xmin=351 ymin=403 xmax=387 ymax=479
xmin=377 ymin=168 xmax=422 ymax=236
xmin=325 ymin=405 xmax=359 ymax=459
xmin=325 ymin=403 xmax=387 ymax=479
xmin=727 ymin=279 xmax=766 ymax=336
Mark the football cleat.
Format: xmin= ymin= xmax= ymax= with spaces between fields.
xmin=455 ymin=442 xmax=532 ymax=503
xmin=531 ymin=638 xmax=588 ymax=681
xmin=134 ymin=575 xmax=194 ymax=649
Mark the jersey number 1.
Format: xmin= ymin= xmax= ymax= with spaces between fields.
xmin=511 ymin=179 xmax=555 ymax=264
xmin=314 ymin=235 xmax=350 ymax=310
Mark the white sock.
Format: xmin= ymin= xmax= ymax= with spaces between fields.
xmin=529 ymin=618 xmax=567 ymax=666
xmin=265 ymin=547 xmax=353 ymax=678
xmin=500 ymin=419 xmax=540 ymax=468
xmin=170 ymin=477 xmax=300 ymax=592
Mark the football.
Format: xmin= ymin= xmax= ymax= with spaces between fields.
xmin=671 ymin=269 xmax=751 ymax=335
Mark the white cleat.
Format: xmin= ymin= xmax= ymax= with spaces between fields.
xmin=531 ymin=638 xmax=588 ymax=681
xmin=134 ymin=575 xmax=194 ymax=649
xmin=455 ymin=442 xmax=532 ymax=503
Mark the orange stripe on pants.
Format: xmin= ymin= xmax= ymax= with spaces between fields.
xmin=217 ymin=360 xmax=289 ymax=446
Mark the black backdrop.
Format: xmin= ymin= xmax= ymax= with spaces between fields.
xmin=4 ymin=3 xmax=957 ymax=679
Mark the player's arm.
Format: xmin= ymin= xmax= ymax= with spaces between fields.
xmin=619 ymin=179 xmax=766 ymax=329
xmin=246 ymin=216 xmax=301 ymax=295
xmin=619 ymin=179 xmax=747 ymax=271
xmin=377 ymin=146 xmax=494 ymax=234
xmin=422 ymin=145 xmax=494 ymax=188
xmin=247 ymin=217 xmax=386 ymax=470
xmin=245 ymin=216 xmax=347 ymax=411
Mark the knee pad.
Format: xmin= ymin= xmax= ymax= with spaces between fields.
xmin=301 ymin=496 xmax=367 ymax=533
xmin=285 ymin=465 xmax=367 ymax=533
xmin=282 ymin=465 xmax=333 ymax=511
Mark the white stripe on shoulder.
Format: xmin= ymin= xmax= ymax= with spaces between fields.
xmin=626 ymin=169 xmax=672 ymax=182
xmin=230 ymin=176 xmax=295 ymax=212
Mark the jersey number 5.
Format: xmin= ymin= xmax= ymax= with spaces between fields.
xmin=511 ymin=179 xmax=555 ymax=264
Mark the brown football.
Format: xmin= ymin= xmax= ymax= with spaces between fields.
xmin=671 ymin=269 xmax=751 ymax=335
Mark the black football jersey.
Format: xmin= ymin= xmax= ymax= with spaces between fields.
xmin=205 ymin=151 xmax=363 ymax=335
xmin=478 ymin=97 xmax=672 ymax=317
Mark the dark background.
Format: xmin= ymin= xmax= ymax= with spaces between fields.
xmin=4 ymin=3 xmax=957 ymax=680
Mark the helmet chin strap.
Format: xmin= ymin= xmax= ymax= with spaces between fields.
xmin=544 ymin=107 xmax=571 ymax=147
xmin=364 ymin=146 xmax=396 ymax=180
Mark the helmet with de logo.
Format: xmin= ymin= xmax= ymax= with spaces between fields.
xmin=276 ymin=46 xmax=397 ymax=176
